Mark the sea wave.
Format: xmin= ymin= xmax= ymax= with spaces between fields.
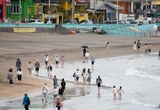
xmin=126 ymin=67 xmax=160 ymax=81
xmin=130 ymin=99 xmax=159 ymax=108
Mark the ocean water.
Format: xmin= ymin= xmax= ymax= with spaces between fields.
xmin=0 ymin=53 xmax=160 ymax=110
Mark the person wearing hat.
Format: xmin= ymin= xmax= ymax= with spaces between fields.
xmin=8 ymin=66 xmax=14 ymax=86
xmin=34 ymin=60 xmax=40 ymax=75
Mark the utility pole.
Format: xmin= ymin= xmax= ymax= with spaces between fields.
xmin=72 ymin=0 xmax=75 ymax=24
xmin=116 ymin=0 xmax=118 ymax=25
xmin=19 ymin=0 xmax=21 ymax=23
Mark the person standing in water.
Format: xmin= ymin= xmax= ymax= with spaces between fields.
xmin=96 ymin=76 xmax=102 ymax=93
xmin=42 ymin=83 xmax=48 ymax=102
xmin=113 ymin=86 xmax=118 ymax=100
xmin=118 ymin=86 xmax=124 ymax=100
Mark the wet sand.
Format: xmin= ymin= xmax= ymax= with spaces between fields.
xmin=0 ymin=32 xmax=160 ymax=100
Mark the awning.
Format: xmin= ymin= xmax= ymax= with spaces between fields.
xmin=152 ymin=0 xmax=160 ymax=5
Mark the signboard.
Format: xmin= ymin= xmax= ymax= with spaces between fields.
xmin=13 ymin=28 xmax=36 ymax=32
xmin=6 ymin=0 xmax=11 ymax=6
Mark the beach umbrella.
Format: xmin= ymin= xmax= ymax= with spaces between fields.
xmin=81 ymin=45 xmax=88 ymax=48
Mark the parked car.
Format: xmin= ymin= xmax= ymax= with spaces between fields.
xmin=118 ymin=19 xmax=136 ymax=24
xmin=135 ymin=17 xmax=151 ymax=24
xmin=64 ymin=19 xmax=78 ymax=24
xmin=118 ymin=19 xmax=130 ymax=24
xmin=79 ymin=19 xmax=93 ymax=24
xmin=27 ymin=19 xmax=44 ymax=24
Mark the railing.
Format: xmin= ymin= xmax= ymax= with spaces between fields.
xmin=0 ymin=23 xmax=158 ymax=37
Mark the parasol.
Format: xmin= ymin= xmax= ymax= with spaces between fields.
xmin=81 ymin=45 xmax=88 ymax=48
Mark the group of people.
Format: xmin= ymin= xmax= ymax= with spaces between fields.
xmin=133 ymin=40 xmax=152 ymax=55
xmin=73 ymin=68 xmax=92 ymax=85
xmin=27 ymin=53 xmax=65 ymax=78
xmin=113 ymin=86 xmax=124 ymax=100
xmin=133 ymin=40 xmax=141 ymax=52
xmin=7 ymin=58 xmax=22 ymax=86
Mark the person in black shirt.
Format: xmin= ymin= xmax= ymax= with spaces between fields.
xmin=96 ymin=76 xmax=102 ymax=93
xmin=61 ymin=78 xmax=66 ymax=90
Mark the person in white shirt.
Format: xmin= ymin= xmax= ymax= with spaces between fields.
xmin=75 ymin=68 xmax=80 ymax=84
xmin=42 ymin=83 xmax=48 ymax=102
xmin=17 ymin=68 xmax=22 ymax=84
xmin=113 ymin=85 xmax=118 ymax=100
xmin=82 ymin=68 xmax=87 ymax=85
xmin=85 ymin=51 xmax=90 ymax=63
xmin=44 ymin=54 xmax=49 ymax=68
xmin=118 ymin=86 xmax=124 ymax=100
xmin=54 ymin=55 xmax=59 ymax=68
xmin=53 ymin=87 xmax=58 ymax=100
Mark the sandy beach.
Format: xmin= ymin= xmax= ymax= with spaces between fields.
xmin=0 ymin=32 xmax=160 ymax=102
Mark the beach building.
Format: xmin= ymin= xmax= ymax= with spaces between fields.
xmin=3 ymin=0 xmax=160 ymax=24
xmin=0 ymin=0 xmax=7 ymax=22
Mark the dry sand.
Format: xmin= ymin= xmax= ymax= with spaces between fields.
xmin=0 ymin=32 xmax=160 ymax=99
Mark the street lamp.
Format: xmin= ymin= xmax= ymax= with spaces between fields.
xmin=72 ymin=0 xmax=75 ymax=24
xmin=116 ymin=0 xmax=118 ymax=25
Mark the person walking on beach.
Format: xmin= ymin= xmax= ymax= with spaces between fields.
xmin=118 ymin=86 xmax=124 ymax=100
xmin=56 ymin=96 xmax=62 ymax=110
xmin=61 ymin=78 xmax=66 ymax=90
xmin=148 ymin=44 xmax=152 ymax=55
xmin=75 ymin=68 xmax=80 ymax=84
xmin=58 ymin=86 xmax=64 ymax=100
xmin=54 ymin=55 xmax=59 ymax=68
xmin=82 ymin=68 xmax=87 ymax=85
xmin=90 ymin=55 xmax=95 ymax=66
xmin=158 ymin=50 xmax=160 ymax=59
xmin=34 ymin=60 xmax=40 ymax=75
xmin=17 ymin=68 xmax=22 ymax=84
xmin=8 ymin=66 xmax=14 ymax=86
xmin=42 ymin=83 xmax=48 ymax=102
xmin=27 ymin=61 xmax=33 ymax=74
xmin=144 ymin=44 xmax=148 ymax=55
xmin=16 ymin=58 xmax=21 ymax=71
xmin=53 ymin=87 xmax=58 ymax=100
xmin=44 ymin=54 xmax=49 ymax=68
xmin=83 ymin=48 xmax=86 ymax=57
xmin=113 ymin=86 xmax=118 ymax=100
xmin=61 ymin=55 xmax=65 ymax=68
xmin=87 ymin=68 xmax=92 ymax=85
xmin=22 ymin=93 xmax=30 ymax=110
xmin=137 ymin=40 xmax=141 ymax=52
xmin=105 ymin=41 xmax=110 ymax=53
xmin=85 ymin=51 xmax=90 ymax=63
xmin=133 ymin=41 xmax=137 ymax=52
xmin=53 ymin=75 xmax=58 ymax=88
xmin=96 ymin=76 xmax=102 ymax=93
xmin=47 ymin=64 xmax=52 ymax=79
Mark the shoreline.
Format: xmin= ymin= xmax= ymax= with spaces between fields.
xmin=0 ymin=33 xmax=160 ymax=101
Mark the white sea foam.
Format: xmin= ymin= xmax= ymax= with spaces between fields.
xmin=126 ymin=67 xmax=160 ymax=81
xmin=130 ymin=99 xmax=158 ymax=108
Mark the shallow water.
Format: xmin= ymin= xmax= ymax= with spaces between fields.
xmin=1 ymin=53 xmax=160 ymax=110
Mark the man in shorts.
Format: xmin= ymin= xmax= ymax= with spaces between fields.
xmin=42 ymin=83 xmax=48 ymax=102
xmin=34 ymin=60 xmax=40 ymax=75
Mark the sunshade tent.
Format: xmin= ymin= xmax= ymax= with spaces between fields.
xmin=81 ymin=45 xmax=88 ymax=48
xmin=152 ymin=0 xmax=160 ymax=5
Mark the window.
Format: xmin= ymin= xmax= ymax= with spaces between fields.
xmin=11 ymin=5 xmax=20 ymax=14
